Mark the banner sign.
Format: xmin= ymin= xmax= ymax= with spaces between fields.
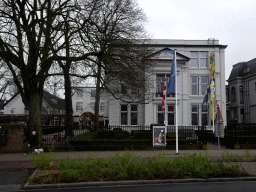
xmin=209 ymin=52 xmax=216 ymax=122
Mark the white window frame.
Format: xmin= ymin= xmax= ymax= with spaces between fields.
xmin=121 ymin=104 xmax=128 ymax=125
xmin=190 ymin=51 xmax=208 ymax=68
xmin=130 ymin=104 xmax=138 ymax=125
xmin=120 ymin=104 xmax=138 ymax=125
xmin=156 ymin=74 xmax=174 ymax=97
xmin=100 ymin=102 xmax=105 ymax=112
xmin=191 ymin=105 xmax=209 ymax=126
xmin=157 ymin=104 xmax=175 ymax=125
xmin=76 ymin=102 xmax=83 ymax=111
xmin=191 ymin=76 xmax=209 ymax=96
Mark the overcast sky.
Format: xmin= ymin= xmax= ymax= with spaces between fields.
xmin=137 ymin=0 xmax=256 ymax=83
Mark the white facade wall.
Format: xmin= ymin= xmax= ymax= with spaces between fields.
xmin=72 ymin=87 xmax=106 ymax=122
xmin=106 ymin=39 xmax=227 ymax=126
xmin=4 ymin=94 xmax=25 ymax=115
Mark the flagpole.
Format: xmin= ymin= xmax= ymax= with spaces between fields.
xmin=175 ymin=49 xmax=178 ymax=155
xmin=165 ymin=75 xmax=168 ymax=126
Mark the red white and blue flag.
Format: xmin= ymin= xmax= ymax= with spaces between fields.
xmin=162 ymin=75 xmax=167 ymax=111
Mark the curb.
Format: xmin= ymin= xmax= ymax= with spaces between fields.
xmin=23 ymin=172 xmax=256 ymax=190
xmin=23 ymin=168 xmax=39 ymax=189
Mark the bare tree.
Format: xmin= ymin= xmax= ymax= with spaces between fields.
xmin=0 ymin=0 xmax=98 ymax=146
xmin=78 ymin=0 xmax=154 ymax=130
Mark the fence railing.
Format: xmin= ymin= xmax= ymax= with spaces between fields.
xmin=42 ymin=125 xmax=206 ymax=146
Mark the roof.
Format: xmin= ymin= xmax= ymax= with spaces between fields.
xmin=4 ymin=90 xmax=65 ymax=110
xmin=227 ymin=58 xmax=256 ymax=81
xmin=146 ymin=47 xmax=191 ymax=62
xmin=42 ymin=91 xmax=65 ymax=110
xmin=143 ymin=39 xmax=228 ymax=49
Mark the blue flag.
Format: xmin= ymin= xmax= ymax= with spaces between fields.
xmin=168 ymin=55 xmax=175 ymax=94
xmin=201 ymin=79 xmax=212 ymax=107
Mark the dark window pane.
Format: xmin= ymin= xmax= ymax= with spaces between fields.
xmin=131 ymin=104 xmax=137 ymax=111
xmin=202 ymin=105 xmax=208 ymax=112
xmin=202 ymin=114 xmax=208 ymax=126
xmin=121 ymin=104 xmax=127 ymax=111
xmin=158 ymin=105 xmax=162 ymax=111
xmin=158 ymin=113 xmax=164 ymax=124
xmin=168 ymin=105 xmax=174 ymax=112
xmin=121 ymin=113 xmax=127 ymax=125
xmin=168 ymin=113 xmax=174 ymax=125
xmin=131 ymin=113 xmax=137 ymax=125
xmin=192 ymin=114 xmax=198 ymax=125
xmin=192 ymin=105 xmax=198 ymax=112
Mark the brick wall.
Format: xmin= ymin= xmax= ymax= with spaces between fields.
xmin=0 ymin=124 xmax=25 ymax=153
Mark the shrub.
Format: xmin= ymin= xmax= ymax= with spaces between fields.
xmin=30 ymin=152 xmax=56 ymax=170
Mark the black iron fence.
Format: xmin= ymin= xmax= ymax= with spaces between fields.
xmin=42 ymin=125 xmax=206 ymax=146
xmin=224 ymin=124 xmax=256 ymax=145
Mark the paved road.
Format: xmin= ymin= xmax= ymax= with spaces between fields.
xmin=13 ymin=181 xmax=256 ymax=192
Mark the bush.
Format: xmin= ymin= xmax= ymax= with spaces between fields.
xmin=30 ymin=152 xmax=56 ymax=170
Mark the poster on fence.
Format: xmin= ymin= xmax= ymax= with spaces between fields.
xmin=153 ymin=126 xmax=167 ymax=147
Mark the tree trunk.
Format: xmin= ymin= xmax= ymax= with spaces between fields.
xmin=28 ymin=92 xmax=42 ymax=148
xmin=64 ymin=72 xmax=74 ymax=138
xmin=94 ymin=64 xmax=101 ymax=132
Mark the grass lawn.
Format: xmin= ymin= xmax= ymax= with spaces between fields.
xmin=29 ymin=150 xmax=250 ymax=185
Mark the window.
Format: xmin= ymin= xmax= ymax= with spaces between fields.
xmin=131 ymin=104 xmax=138 ymax=125
xmin=77 ymin=89 xmax=83 ymax=98
xmin=240 ymin=86 xmax=243 ymax=103
xmin=191 ymin=76 xmax=208 ymax=95
xmin=156 ymin=75 xmax=173 ymax=97
xmin=157 ymin=104 xmax=175 ymax=125
xmin=91 ymin=89 xmax=96 ymax=97
xmin=100 ymin=103 xmax=105 ymax=112
xmin=191 ymin=105 xmax=209 ymax=125
xmin=201 ymin=105 xmax=208 ymax=126
xmin=190 ymin=51 xmax=208 ymax=68
xmin=226 ymin=88 xmax=229 ymax=103
xmin=191 ymin=105 xmax=198 ymax=125
xmin=76 ymin=102 xmax=83 ymax=111
xmin=121 ymin=104 xmax=128 ymax=125
xmin=231 ymin=87 xmax=236 ymax=102
xmin=120 ymin=104 xmax=138 ymax=125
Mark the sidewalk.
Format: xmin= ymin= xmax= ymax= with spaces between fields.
xmin=1 ymin=149 xmax=256 ymax=174
xmin=1 ymin=149 xmax=256 ymax=161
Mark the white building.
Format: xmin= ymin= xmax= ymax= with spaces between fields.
xmin=74 ymin=39 xmax=227 ymax=128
